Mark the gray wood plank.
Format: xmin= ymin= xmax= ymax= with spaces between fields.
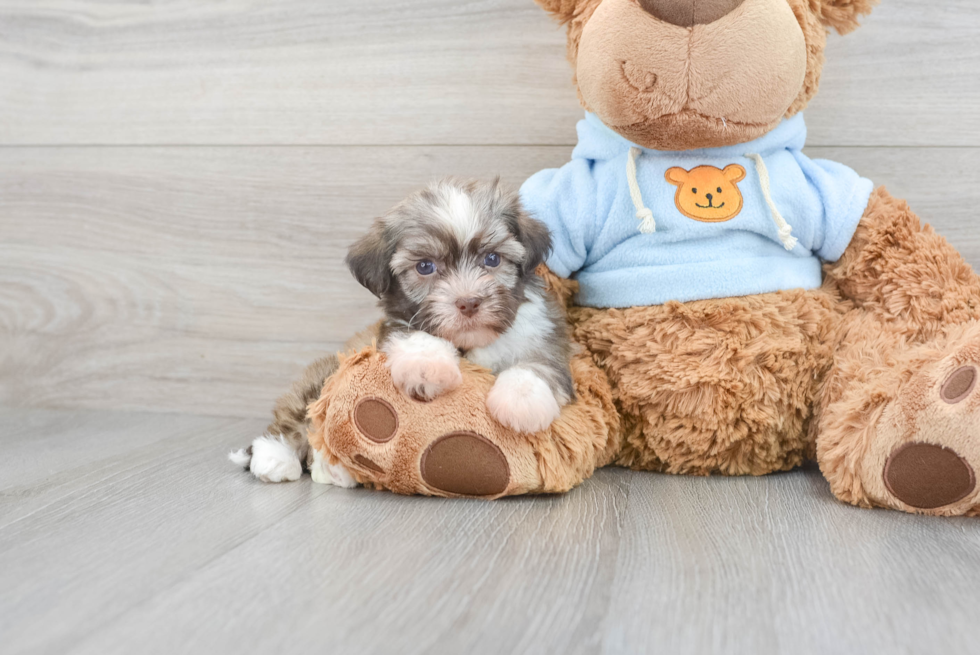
xmin=806 ymin=0 xmax=980 ymax=147
xmin=0 ymin=0 xmax=977 ymax=147
xmin=0 ymin=145 xmax=568 ymax=418
xmin=66 ymin=473 xmax=631 ymax=655
xmin=3 ymin=145 xmax=980 ymax=418
xmin=0 ymin=409 xmax=255 ymax=529
xmin=2 ymin=408 xmax=979 ymax=655
xmin=0 ymin=408 xmax=630 ymax=655
xmin=0 ymin=409 xmax=326 ymax=654
xmin=602 ymin=468 xmax=980 ymax=655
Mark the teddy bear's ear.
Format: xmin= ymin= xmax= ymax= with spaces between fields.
xmin=723 ymin=164 xmax=746 ymax=183
xmin=534 ymin=0 xmax=589 ymax=23
xmin=809 ymin=0 xmax=879 ymax=35
xmin=665 ymin=167 xmax=689 ymax=187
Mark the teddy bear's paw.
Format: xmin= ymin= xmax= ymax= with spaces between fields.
xmin=340 ymin=394 xmax=514 ymax=497
xmin=866 ymin=325 xmax=980 ymax=515
xmin=486 ymin=368 xmax=562 ymax=434
xmin=419 ymin=431 xmax=512 ymax=498
xmin=383 ymin=331 xmax=462 ymax=401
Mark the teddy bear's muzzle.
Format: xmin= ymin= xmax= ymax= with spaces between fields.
xmin=638 ymin=0 xmax=747 ymax=27
xmin=576 ymin=0 xmax=807 ymax=151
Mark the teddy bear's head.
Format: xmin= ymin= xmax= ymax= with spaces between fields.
xmin=536 ymin=0 xmax=878 ymax=150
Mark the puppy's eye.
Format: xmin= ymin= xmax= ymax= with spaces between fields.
xmin=483 ymin=253 xmax=501 ymax=268
xmin=415 ymin=260 xmax=436 ymax=276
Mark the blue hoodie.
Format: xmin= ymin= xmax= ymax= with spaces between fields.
xmin=520 ymin=112 xmax=874 ymax=308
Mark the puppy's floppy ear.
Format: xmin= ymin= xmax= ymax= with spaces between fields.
xmin=810 ymin=0 xmax=879 ymax=35
xmin=345 ymin=220 xmax=395 ymax=298
xmin=505 ymin=196 xmax=552 ymax=276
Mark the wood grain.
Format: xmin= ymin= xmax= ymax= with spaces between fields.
xmin=602 ymin=468 xmax=980 ymax=654
xmin=2 ymin=408 xmax=978 ymax=654
xmin=0 ymin=0 xmax=977 ymax=147
xmin=0 ymin=145 xmax=567 ymax=417
xmin=3 ymin=145 xmax=980 ymax=418
xmin=2 ymin=3 xmax=979 ymax=653
xmin=0 ymin=408 xmax=631 ymax=655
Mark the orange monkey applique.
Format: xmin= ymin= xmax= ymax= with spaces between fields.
xmin=665 ymin=164 xmax=746 ymax=222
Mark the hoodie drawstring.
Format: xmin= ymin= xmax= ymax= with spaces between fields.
xmin=626 ymin=147 xmax=656 ymax=234
xmin=745 ymin=153 xmax=798 ymax=251
xmin=627 ymin=147 xmax=797 ymax=250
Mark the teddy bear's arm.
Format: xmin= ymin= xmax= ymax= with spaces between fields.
xmin=793 ymin=153 xmax=874 ymax=263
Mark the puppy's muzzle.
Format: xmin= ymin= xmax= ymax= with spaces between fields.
xmin=455 ymin=297 xmax=483 ymax=318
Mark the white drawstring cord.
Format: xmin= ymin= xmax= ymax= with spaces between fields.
xmin=627 ymin=147 xmax=796 ymax=249
xmin=626 ymin=147 xmax=656 ymax=234
xmin=745 ymin=152 xmax=798 ymax=251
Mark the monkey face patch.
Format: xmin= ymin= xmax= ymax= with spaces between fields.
xmin=665 ymin=164 xmax=746 ymax=222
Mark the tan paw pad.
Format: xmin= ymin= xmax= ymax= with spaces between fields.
xmin=941 ymin=365 xmax=977 ymax=404
xmin=420 ymin=431 xmax=510 ymax=497
xmin=353 ymin=454 xmax=385 ymax=474
xmin=883 ymin=442 xmax=976 ymax=509
xmin=353 ymin=397 xmax=399 ymax=443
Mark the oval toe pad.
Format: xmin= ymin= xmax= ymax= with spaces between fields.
xmin=353 ymin=397 xmax=399 ymax=443
xmin=420 ymin=431 xmax=510 ymax=497
xmin=884 ymin=442 xmax=976 ymax=509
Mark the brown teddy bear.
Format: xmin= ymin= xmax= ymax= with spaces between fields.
xmin=306 ymin=0 xmax=980 ymax=516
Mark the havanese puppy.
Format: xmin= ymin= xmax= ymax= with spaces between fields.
xmin=230 ymin=178 xmax=574 ymax=484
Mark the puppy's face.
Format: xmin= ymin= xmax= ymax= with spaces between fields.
xmin=346 ymin=179 xmax=551 ymax=351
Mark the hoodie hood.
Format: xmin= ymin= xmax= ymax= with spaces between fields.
xmin=573 ymin=111 xmax=809 ymax=163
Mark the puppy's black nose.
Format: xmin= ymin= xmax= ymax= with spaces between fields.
xmin=638 ymin=0 xmax=746 ymax=27
xmin=456 ymin=297 xmax=482 ymax=318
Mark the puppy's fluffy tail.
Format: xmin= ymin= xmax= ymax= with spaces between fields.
xmin=229 ymin=354 xmax=340 ymax=481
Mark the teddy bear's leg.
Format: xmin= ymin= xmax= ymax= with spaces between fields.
xmin=570 ymin=288 xmax=838 ymax=476
xmin=816 ymin=188 xmax=980 ymax=515
xmin=308 ymin=344 xmax=622 ymax=499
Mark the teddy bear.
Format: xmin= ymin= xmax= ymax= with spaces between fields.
xmin=306 ymin=0 xmax=980 ymax=517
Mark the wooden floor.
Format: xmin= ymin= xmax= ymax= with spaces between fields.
xmin=3 ymin=0 xmax=980 ymax=652
xmin=2 ymin=407 xmax=979 ymax=655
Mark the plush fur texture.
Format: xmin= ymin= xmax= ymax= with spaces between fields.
xmin=310 ymin=188 xmax=980 ymax=516
xmin=814 ymin=187 xmax=980 ymax=514
xmin=288 ymin=0 xmax=980 ymax=517
xmin=814 ymin=315 xmax=980 ymax=516
xmin=569 ymin=287 xmax=840 ymax=475
xmin=536 ymin=0 xmax=870 ymax=151
xmin=307 ymin=335 xmax=621 ymax=498
xmin=576 ymin=0 xmax=809 ymax=150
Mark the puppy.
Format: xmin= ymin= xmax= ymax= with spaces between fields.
xmin=350 ymin=177 xmax=575 ymax=426
xmin=230 ymin=178 xmax=574 ymax=484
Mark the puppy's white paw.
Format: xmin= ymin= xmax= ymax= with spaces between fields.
xmin=310 ymin=448 xmax=359 ymax=488
xmin=249 ymin=434 xmax=303 ymax=483
xmin=487 ymin=368 xmax=562 ymax=434
xmin=227 ymin=447 xmax=251 ymax=468
xmin=383 ymin=331 xmax=462 ymax=401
